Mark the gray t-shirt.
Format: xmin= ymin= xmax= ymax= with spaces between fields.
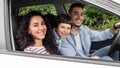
xmin=74 ymin=34 xmax=83 ymax=52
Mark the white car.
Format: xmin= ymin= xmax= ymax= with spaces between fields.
xmin=0 ymin=0 xmax=120 ymax=67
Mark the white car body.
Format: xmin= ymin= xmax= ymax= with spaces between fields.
xmin=0 ymin=0 xmax=120 ymax=68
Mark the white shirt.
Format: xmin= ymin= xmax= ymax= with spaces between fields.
xmin=74 ymin=34 xmax=83 ymax=51
xmin=24 ymin=46 xmax=49 ymax=54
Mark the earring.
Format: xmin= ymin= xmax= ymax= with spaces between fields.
xmin=28 ymin=31 xmax=30 ymax=34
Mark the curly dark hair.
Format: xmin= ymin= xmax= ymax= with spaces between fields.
xmin=16 ymin=11 xmax=60 ymax=55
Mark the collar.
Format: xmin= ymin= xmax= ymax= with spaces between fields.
xmin=53 ymin=28 xmax=60 ymax=40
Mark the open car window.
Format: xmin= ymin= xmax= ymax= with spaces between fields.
xmin=2 ymin=0 xmax=120 ymax=67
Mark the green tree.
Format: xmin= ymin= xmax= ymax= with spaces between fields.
xmin=84 ymin=5 xmax=120 ymax=30
xmin=18 ymin=4 xmax=120 ymax=30
xmin=18 ymin=4 xmax=57 ymax=16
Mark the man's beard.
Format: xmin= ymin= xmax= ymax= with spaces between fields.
xmin=73 ymin=19 xmax=82 ymax=27
xmin=73 ymin=23 xmax=81 ymax=27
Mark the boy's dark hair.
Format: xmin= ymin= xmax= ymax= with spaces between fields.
xmin=55 ymin=14 xmax=73 ymax=28
xmin=69 ymin=3 xmax=84 ymax=13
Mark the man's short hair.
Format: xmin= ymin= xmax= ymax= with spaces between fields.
xmin=69 ymin=3 xmax=84 ymax=13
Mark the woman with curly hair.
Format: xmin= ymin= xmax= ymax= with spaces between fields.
xmin=16 ymin=11 xmax=60 ymax=55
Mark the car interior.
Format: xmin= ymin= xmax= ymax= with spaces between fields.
xmin=5 ymin=0 xmax=120 ymax=62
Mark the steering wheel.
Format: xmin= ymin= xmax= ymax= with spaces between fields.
xmin=108 ymin=30 xmax=120 ymax=56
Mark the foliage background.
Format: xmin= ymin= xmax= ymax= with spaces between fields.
xmin=18 ymin=4 xmax=120 ymax=30
xmin=83 ymin=5 xmax=120 ymax=30
xmin=18 ymin=4 xmax=57 ymax=16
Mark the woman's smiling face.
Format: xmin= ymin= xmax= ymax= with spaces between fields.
xmin=28 ymin=16 xmax=47 ymax=40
